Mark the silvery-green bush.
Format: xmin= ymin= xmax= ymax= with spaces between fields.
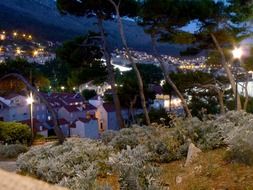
xmin=0 ymin=144 xmax=28 ymax=158
xmin=225 ymin=123 xmax=253 ymax=165
xmin=108 ymin=145 xmax=163 ymax=190
xmin=17 ymin=138 xmax=113 ymax=190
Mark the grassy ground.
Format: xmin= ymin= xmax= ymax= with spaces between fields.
xmin=97 ymin=148 xmax=253 ymax=190
xmin=160 ymin=148 xmax=253 ymax=190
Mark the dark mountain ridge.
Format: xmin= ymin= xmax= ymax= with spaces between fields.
xmin=0 ymin=0 xmax=184 ymax=55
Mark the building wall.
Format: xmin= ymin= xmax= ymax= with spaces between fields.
xmin=58 ymin=108 xmax=86 ymax=123
xmin=37 ymin=130 xmax=48 ymax=138
xmin=60 ymin=124 xmax=69 ymax=137
xmin=84 ymin=120 xmax=99 ymax=139
xmin=71 ymin=120 xmax=99 ymax=139
xmin=96 ymin=106 xmax=108 ymax=132
xmin=238 ymin=81 xmax=253 ymax=97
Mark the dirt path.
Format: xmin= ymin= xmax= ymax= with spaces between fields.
xmin=0 ymin=161 xmax=16 ymax=172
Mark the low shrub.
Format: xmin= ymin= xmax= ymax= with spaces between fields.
xmin=34 ymin=134 xmax=45 ymax=140
xmin=17 ymin=138 xmax=113 ymax=190
xmin=101 ymin=130 xmax=117 ymax=144
xmin=0 ymin=122 xmax=31 ymax=144
xmin=108 ymin=145 xmax=162 ymax=190
xmin=0 ymin=144 xmax=28 ymax=159
xmin=225 ymin=142 xmax=253 ymax=166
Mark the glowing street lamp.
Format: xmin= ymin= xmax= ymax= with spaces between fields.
xmin=13 ymin=32 xmax=18 ymax=37
xmin=61 ymin=86 xmax=65 ymax=91
xmin=232 ymin=47 xmax=243 ymax=110
xmin=28 ymin=35 xmax=32 ymax=40
xmin=232 ymin=47 xmax=243 ymax=59
xmin=27 ymin=92 xmax=34 ymax=141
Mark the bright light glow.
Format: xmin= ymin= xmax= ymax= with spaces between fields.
xmin=73 ymin=87 xmax=76 ymax=90
xmin=33 ymin=50 xmax=38 ymax=57
xmin=13 ymin=32 xmax=18 ymax=37
xmin=0 ymin=34 xmax=5 ymax=40
xmin=26 ymin=95 xmax=34 ymax=105
xmin=232 ymin=47 xmax=243 ymax=59
xmin=22 ymin=34 xmax=26 ymax=37
xmin=2 ymin=31 xmax=5 ymax=34
xmin=61 ymin=86 xmax=65 ymax=90
xmin=28 ymin=35 xmax=32 ymax=39
xmin=16 ymin=48 xmax=21 ymax=55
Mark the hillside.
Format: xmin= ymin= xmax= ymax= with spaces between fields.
xmin=0 ymin=0 xmax=183 ymax=55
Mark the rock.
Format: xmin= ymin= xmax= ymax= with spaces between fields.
xmin=184 ymin=143 xmax=202 ymax=167
xmin=176 ymin=176 xmax=183 ymax=184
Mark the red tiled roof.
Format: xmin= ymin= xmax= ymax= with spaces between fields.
xmin=47 ymin=118 xmax=69 ymax=126
xmin=103 ymin=103 xmax=115 ymax=112
xmin=83 ymin=103 xmax=96 ymax=111
xmin=77 ymin=117 xmax=97 ymax=123
xmin=63 ymin=105 xmax=80 ymax=112
xmin=58 ymin=118 xmax=69 ymax=125
xmin=69 ymin=123 xmax=76 ymax=128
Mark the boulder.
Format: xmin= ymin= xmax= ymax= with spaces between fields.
xmin=184 ymin=143 xmax=202 ymax=167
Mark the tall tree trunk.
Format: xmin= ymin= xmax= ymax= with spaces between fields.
xmin=130 ymin=95 xmax=138 ymax=124
xmin=151 ymin=34 xmax=192 ymax=118
xmin=244 ymin=71 xmax=249 ymax=110
xmin=217 ymin=90 xmax=225 ymax=115
xmin=108 ymin=0 xmax=151 ymax=125
xmin=0 ymin=73 xmax=65 ymax=144
xmin=96 ymin=16 xmax=125 ymax=129
xmin=210 ymin=33 xmax=242 ymax=111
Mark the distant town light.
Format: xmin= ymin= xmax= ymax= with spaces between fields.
xmin=2 ymin=31 xmax=5 ymax=34
xmin=13 ymin=32 xmax=18 ymax=37
xmin=16 ymin=48 xmax=21 ymax=55
xmin=0 ymin=34 xmax=6 ymax=41
xmin=232 ymin=47 xmax=243 ymax=59
xmin=61 ymin=86 xmax=65 ymax=90
xmin=33 ymin=50 xmax=39 ymax=57
xmin=28 ymin=35 xmax=32 ymax=39
xmin=73 ymin=87 xmax=76 ymax=91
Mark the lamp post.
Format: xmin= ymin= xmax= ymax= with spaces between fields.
xmin=27 ymin=92 xmax=34 ymax=141
xmin=232 ymin=47 xmax=243 ymax=110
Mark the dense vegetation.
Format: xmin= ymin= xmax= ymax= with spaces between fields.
xmin=16 ymin=111 xmax=253 ymax=189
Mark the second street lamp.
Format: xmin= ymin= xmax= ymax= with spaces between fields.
xmin=27 ymin=92 xmax=34 ymax=141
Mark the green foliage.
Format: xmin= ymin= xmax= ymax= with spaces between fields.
xmin=34 ymin=134 xmax=45 ymax=141
xmin=0 ymin=58 xmax=51 ymax=92
xmin=116 ymin=64 xmax=159 ymax=109
xmin=225 ymin=140 xmax=253 ymax=166
xmin=0 ymin=144 xmax=28 ymax=159
xmin=148 ymin=108 xmax=175 ymax=126
xmin=0 ymin=122 xmax=31 ymax=144
xmin=81 ymin=89 xmax=97 ymax=100
xmin=56 ymin=35 xmax=107 ymax=87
